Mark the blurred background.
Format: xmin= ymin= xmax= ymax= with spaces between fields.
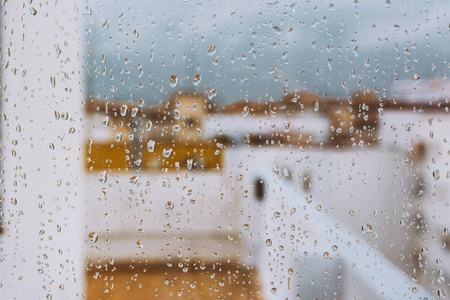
xmin=0 ymin=0 xmax=449 ymax=299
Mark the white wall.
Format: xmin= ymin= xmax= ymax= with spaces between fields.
xmin=83 ymin=172 xmax=243 ymax=263
xmin=227 ymin=145 xmax=424 ymax=297
xmin=0 ymin=2 xmax=85 ymax=299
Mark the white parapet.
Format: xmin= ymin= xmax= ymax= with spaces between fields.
xmin=0 ymin=1 xmax=85 ymax=299
xmin=253 ymin=165 xmax=435 ymax=299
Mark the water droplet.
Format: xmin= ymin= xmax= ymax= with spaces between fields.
xmin=186 ymin=158 xmax=193 ymax=170
xmin=207 ymin=45 xmax=216 ymax=56
xmin=270 ymin=110 xmax=277 ymax=118
xmin=329 ymin=3 xmax=335 ymax=12
xmin=361 ymin=223 xmax=373 ymax=234
xmin=162 ymin=148 xmax=173 ymax=158
xmin=199 ymin=262 xmax=206 ymax=270
xmin=270 ymin=287 xmax=277 ymax=294
xmin=88 ymin=232 xmax=98 ymax=243
xmin=342 ymin=81 xmax=349 ymax=92
xmin=208 ymin=89 xmax=217 ymax=100
xmin=169 ymin=75 xmax=178 ymax=88
xmin=147 ymin=140 xmax=155 ymax=152
xmin=323 ymin=252 xmax=330 ymax=259
xmin=98 ymin=171 xmax=107 ymax=183
xmin=30 ymin=7 xmax=37 ymax=15
xmin=266 ymin=239 xmax=272 ymax=246
xmin=120 ymin=104 xmax=127 ymax=117
xmin=332 ymin=245 xmax=339 ymax=251
xmin=102 ymin=116 xmax=109 ymax=127
xmin=174 ymin=109 xmax=180 ymax=120
xmin=284 ymin=121 xmax=291 ymax=132
xmin=193 ymin=74 xmax=201 ymax=86
xmin=444 ymin=227 xmax=450 ymax=236
xmin=433 ymin=170 xmax=440 ymax=181
xmin=164 ymin=279 xmax=170 ymax=285
xmin=135 ymin=239 xmax=143 ymax=248
xmin=115 ymin=132 xmax=122 ymax=142
xmin=166 ymin=201 xmax=174 ymax=211
xmin=129 ymin=176 xmax=138 ymax=184
xmin=172 ymin=125 xmax=180 ymax=132
xmin=273 ymin=26 xmax=282 ymax=34
xmin=50 ymin=76 xmax=56 ymax=88
xmin=196 ymin=128 xmax=202 ymax=136
xmin=242 ymin=106 xmax=249 ymax=117
xmin=314 ymin=101 xmax=319 ymax=112
xmin=146 ymin=120 xmax=152 ymax=131
xmin=102 ymin=19 xmax=110 ymax=29
xmin=288 ymin=268 xmax=294 ymax=275
xmin=131 ymin=107 xmax=139 ymax=117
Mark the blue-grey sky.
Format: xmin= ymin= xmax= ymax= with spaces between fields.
xmin=85 ymin=0 xmax=450 ymax=104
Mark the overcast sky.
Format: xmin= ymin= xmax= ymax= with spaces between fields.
xmin=85 ymin=0 xmax=450 ymax=104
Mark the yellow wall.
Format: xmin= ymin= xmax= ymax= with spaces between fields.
xmin=86 ymin=140 xmax=223 ymax=173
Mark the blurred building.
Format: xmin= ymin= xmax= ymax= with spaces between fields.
xmin=83 ymin=82 xmax=450 ymax=298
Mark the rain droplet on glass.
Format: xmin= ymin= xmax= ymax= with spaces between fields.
xmin=193 ymin=74 xmax=201 ymax=86
xmin=88 ymin=232 xmax=98 ymax=243
xmin=120 ymin=104 xmax=128 ymax=117
xmin=208 ymin=89 xmax=217 ymax=100
xmin=98 ymin=171 xmax=107 ymax=183
xmin=162 ymin=148 xmax=173 ymax=158
xmin=147 ymin=140 xmax=155 ymax=152
xmin=169 ymin=75 xmax=178 ymax=88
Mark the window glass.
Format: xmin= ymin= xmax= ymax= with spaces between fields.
xmin=1 ymin=0 xmax=449 ymax=299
